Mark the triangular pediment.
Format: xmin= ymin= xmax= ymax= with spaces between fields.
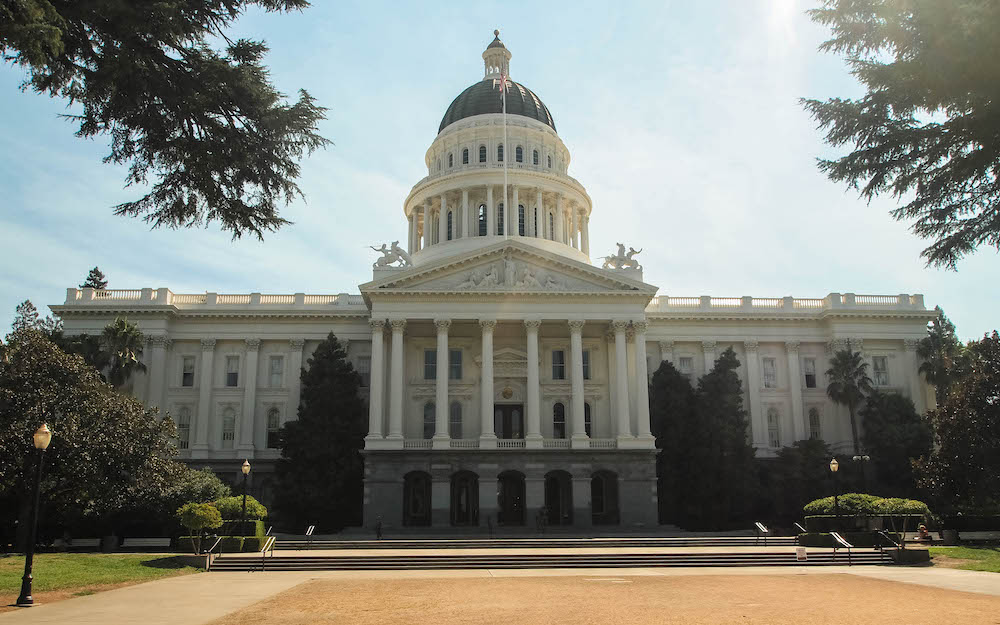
xmin=360 ymin=240 xmax=656 ymax=297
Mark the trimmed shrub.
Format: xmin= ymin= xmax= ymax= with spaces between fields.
xmin=213 ymin=496 xmax=268 ymax=520
xmin=804 ymin=515 xmax=865 ymax=532
xmin=177 ymin=503 xmax=223 ymax=534
xmin=242 ymin=537 xmax=271 ymax=552
xmin=803 ymin=493 xmax=881 ymax=515
xmin=218 ymin=537 xmax=245 ymax=553
xmin=872 ymin=498 xmax=930 ymax=516
xmin=219 ymin=519 xmax=266 ymax=537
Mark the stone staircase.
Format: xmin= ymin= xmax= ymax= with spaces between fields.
xmin=274 ymin=536 xmax=798 ymax=550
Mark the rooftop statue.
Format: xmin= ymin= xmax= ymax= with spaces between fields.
xmin=371 ymin=241 xmax=412 ymax=268
xmin=601 ymin=243 xmax=642 ymax=270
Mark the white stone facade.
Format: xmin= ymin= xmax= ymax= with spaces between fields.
xmin=50 ymin=34 xmax=935 ymax=530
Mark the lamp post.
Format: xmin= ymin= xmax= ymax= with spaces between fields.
xmin=240 ymin=460 xmax=251 ymax=537
xmin=853 ymin=454 xmax=871 ymax=493
xmin=829 ymin=457 xmax=840 ymax=530
xmin=17 ymin=423 xmax=52 ymax=607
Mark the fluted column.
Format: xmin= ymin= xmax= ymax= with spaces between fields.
xmin=433 ymin=319 xmax=451 ymax=447
xmin=462 ymin=189 xmax=470 ymax=238
xmin=612 ymin=320 xmax=632 ymax=440
xmin=486 ymin=185 xmax=495 ymax=237
xmin=422 ymin=199 xmax=432 ymax=248
xmin=511 ymin=185 xmax=519 ymax=236
xmin=569 ymin=320 xmax=589 ymax=447
xmin=193 ymin=338 xmax=216 ymax=455
xmin=702 ymin=340 xmax=717 ymax=374
xmin=524 ymin=319 xmax=542 ymax=447
xmin=438 ymin=193 xmax=447 ymax=242
xmin=407 ymin=214 xmax=415 ymax=253
xmin=366 ymin=322 xmax=385 ymax=440
xmin=479 ymin=319 xmax=497 ymax=446
xmin=634 ymin=321 xmax=653 ymax=439
xmin=388 ymin=319 xmax=406 ymax=440
xmin=287 ymin=339 xmax=304 ymax=424
xmin=239 ymin=338 xmax=260 ymax=454
xmin=571 ymin=205 xmax=579 ymax=249
xmin=786 ymin=341 xmax=805 ymax=441
xmin=555 ymin=195 xmax=565 ymax=243
xmin=535 ymin=189 xmax=543 ymax=238
xmin=581 ymin=214 xmax=590 ymax=255
xmin=744 ymin=339 xmax=765 ymax=448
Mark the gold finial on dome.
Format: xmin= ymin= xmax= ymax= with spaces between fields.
xmin=494 ymin=29 xmax=500 ymax=37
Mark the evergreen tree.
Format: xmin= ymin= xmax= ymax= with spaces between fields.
xmin=648 ymin=359 xmax=697 ymax=524
xmin=802 ymin=0 xmax=1000 ymax=268
xmin=770 ymin=438 xmax=834 ymax=524
xmin=274 ymin=333 xmax=366 ymax=532
xmin=825 ymin=350 xmax=873 ymax=455
xmin=1 ymin=1 xmax=328 ymax=239
xmin=859 ymin=391 xmax=931 ymax=497
xmin=917 ymin=307 xmax=966 ymax=402
xmin=80 ymin=267 xmax=108 ymax=290
xmin=11 ymin=300 xmax=61 ymax=336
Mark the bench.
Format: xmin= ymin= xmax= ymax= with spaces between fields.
xmin=68 ymin=538 xmax=102 ymax=550
xmin=121 ymin=537 xmax=172 ymax=550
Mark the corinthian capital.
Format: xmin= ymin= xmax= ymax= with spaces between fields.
xmin=200 ymin=338 xmax=217 ymax=351
xmin=245 ymin=338 xmax=261 ymax=351
xmin=389 ymin=319 xmax=407 ymax=332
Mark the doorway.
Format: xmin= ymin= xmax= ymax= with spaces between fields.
xmin=544 ymin=471 xmax=573 ymax=526
xmin=497 ymin=470 xmax=526 ymax=526
xmin=494 ymin=404 xmax=524 ymax=439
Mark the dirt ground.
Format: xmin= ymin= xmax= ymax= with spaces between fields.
xmin=0 ymin=581 xmax=136 ymax=613
xmin=209 ymin=573 xmax=1000 ymax=625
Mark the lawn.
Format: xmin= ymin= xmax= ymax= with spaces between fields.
xmin=0 ymin=553 xmax=201 ymax=603
xmin=929 ymin=546 xmax=1000 ymax=573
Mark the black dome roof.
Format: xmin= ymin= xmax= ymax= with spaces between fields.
xmin=439 ymin=78 xmax=556 ymax=133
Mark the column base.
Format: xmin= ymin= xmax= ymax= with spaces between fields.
xmin=525 ymin=434 xmax=543 ymax=449
xmin=618 ymin=436 xmax=656 ymax=450
xmin=479 ymin=434 xmax=497 ymax=449
xmin=571 ymin=435 xmax=590 ymax=449
xmin=385 ymin=433 xmax=404 ymax=441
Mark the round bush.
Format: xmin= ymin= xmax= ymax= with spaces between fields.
xmin=214 ymin=495 xmax=268 ymax=520
xmin=177 ymin=502 xmax=223 ymax=533
xmin=803 ymin=493 xmax=882 ymax=515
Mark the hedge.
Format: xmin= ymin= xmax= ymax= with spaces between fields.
xmin=941 ymin=515 xmax=1000 ymax=531
xmin=180 ymin=536 xmax=271 ymax=553
xmin=803 ymin=494 xmax=929 ymax=516
xmin=219 ymin=519 xmax=266 ymax=537
xmin=797 ymin=532 xmax=902 ymax=548
xmin=213 ymin=496 xmax=268 ymax=520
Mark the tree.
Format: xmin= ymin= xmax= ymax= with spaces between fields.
xmin=859 ymin=391 xmax=931 ymax=497
xmin=80 ymin=267 xmax=108 ymax=290
xmin=914 ymin=331 xmax=1000 ymax=513
xmin=802 ymin=0 xmax=1000 ymax=268
xmin=214 ymin=495 xmax=267 ymax=520
xmin=648 ymin=359 xmax=697 ymax=524
xmin=770 ymin=438 xmax=834 ymax=525
xmin=177 ymin=503 xmax=223 ymax=553
xmin=11 ymin=300 xmax=61 ymax=336
xmin=917 ymin=307 xmax=966 ymax=401
xmin=163 ymin=466 xmax=231 ymax=514
xmin=274 ymin=333 xmax=366 ymax=532
xmin=826 ymin=349 xmax=873 ymax=455
xmin=101 ymin=317 xmax=147 ymax=388
xmin=0 ymin=328 xmax=180 ymax=548
xmin=1 ymin=1 xmax=329 ymax=239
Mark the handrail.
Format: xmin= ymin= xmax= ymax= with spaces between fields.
xmin=830 ymin=532 xmax=853 ymax=566
xmin=875 ymin=529 xmax=901 ymax=554
xmin=259 ymin=536 xmax=276 ymax=572
xmin=203 ymin=535 xmax=224 ymax=571
xmin=754 ymin=521 xmax=769 ymax=547
xmin=793 ymin=522 xmax=807 ymax=534
xmin=265 ymin=526 xmax=273 ymax=536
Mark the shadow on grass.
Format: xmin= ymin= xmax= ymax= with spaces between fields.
xmin=140 ymin=556 xmax=198 ymax=570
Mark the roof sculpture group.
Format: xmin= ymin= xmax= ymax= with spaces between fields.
xmin=601 ymin=243 xmax=642 ymax=270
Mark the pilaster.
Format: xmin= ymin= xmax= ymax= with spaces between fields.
xmin=193 ymin=338 xmax=216 ymax=456
xmin=238 ymin=338 xmax=260 ymax=455
xmin=479 ymin=319 xmax=497 ymax=447
xmin=786 ymin=341 xmax=805 ymax=441
xmin=524 ymin=319 xmax=543 ymax=448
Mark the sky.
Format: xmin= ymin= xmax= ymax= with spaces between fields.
xmin=0 ymin=0 xmax=996 ymax=341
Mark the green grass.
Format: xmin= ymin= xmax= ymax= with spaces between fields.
xmin=929 ymin=546 xmax=1000 ymax=573
xmin=0 ymin=553 xmax=201 ymax=596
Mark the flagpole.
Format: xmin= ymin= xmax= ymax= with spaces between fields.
xmin=502 ymin=78 xmax=508 ymax=239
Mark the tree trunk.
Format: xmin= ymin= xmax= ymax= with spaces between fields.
xmin=848 ymin=402 xmax=861 ymax=455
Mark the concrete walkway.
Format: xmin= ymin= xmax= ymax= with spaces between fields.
xmin=2 ymin=565 xmax=998 ymax=624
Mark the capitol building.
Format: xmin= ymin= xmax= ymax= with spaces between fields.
xmin=53 ymin=33 xmax=935 ymax=530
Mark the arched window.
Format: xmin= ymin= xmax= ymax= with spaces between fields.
xmin=448 ymin=153 xmax=453 ymax=168
xmin=518 ymin=204 xmax=525 ymax=235
xmin=479 ymin=145 xmax=487 ymax=163
xmin=547 ymin=155 xmax=552 ymax=168
xmin=533 ymin=207 xmax=538 ymax=237
xmin=423 ymin=402 xmax=435 ymax=440
xmin=449 ymin=402 xmax=463 ymax=439
xmin=267 ymin=407 xmax=280 ymax=448
xmin=497 ymin=203 xmax=504 ymax=235
xmin=447 ymin=210 xmax=453 ymax=241
xmin=221 ymin=407 xmax=236 ymax=449
xmin=584 ymin=402 xmax=592 ymax=437
xmin=497 ymin=143 xmax=504 ymax=162
xmin=553 ymin=402 xmax=566 ymax=439
xmin=515 ymin=146 xmax=523 ymax=162
xmin=533 ymin=149 xmax=539 ymax=165
xmin=767 ymin=407 xmax=781 ymax=448
xmin=462 ymin=148 xmax=469 ymax=164
xmin=478 ymin=204 xmax=487 ymax=236
xmin=177 ymin=407 xmax=191 ymax=449
xmin=403 ymin=471 xmax=432 ymax=526
xmin=548 ymin=213 xmax=555 ymax=240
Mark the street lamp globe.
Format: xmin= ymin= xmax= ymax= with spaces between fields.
xmin=829 ymin=458 xmax=839 ymax=473
xmin=33 ymin=424 xmax=51 ymax=450
xmin=241 ymin=460 xmax=251 ymax=476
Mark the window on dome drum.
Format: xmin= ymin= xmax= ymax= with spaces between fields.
xmin=462 ymin=148 xmax=469 ymax=164
xmin=269 ymin=355 xmax=283 ymax=388
xmin=181 ymin=356 xmax=195 ymax=387
xmin=547 ymin=155 xmax=552 ymax=168
xmin=423 ymin=402 xmax=435 ymax=439
xmin=873 ymin=356 xmax=889 ymax=386
xmin=518 ymin=205 xmax=525 ymax=235
xmin=533 ymin=207 xmax=538 ymax=235
xmin=221 ymin=407 xmax=236 ymax=449
xmin=679 ymin=356 xmax=693 ymax=379
xmin=767 ymin=408 xmax=781 ymax=447
xmin=449 ymin=402 xmax=462 ymax=439
xmin=357 ymin=355 xmax=371 ymax=388
xmin=548 ymin=213 xmax=554 ymax=240
xmin=225 ymin=355 xmax=239 ymax=387
xmin=515 ymin=146 xmax=523 ymax=162
xmin=267 ymin=407 xmax=280 ymax=448
xmin=533 ymin=149 xmax=539 ymax=165
xmin=803 ymin=357 xmax=817 ymax=388
xmin=808 ymin=407 xmax=822 ymax=440
xmin=478 ymin=204 xmax=487 ymax=236
xmin=584 ymin=402 xmax=592 ymax=437
xmin=762 ymin=357 xmax=777 ymax=389
xmin=497 ymin=203 xmax=505 ymax=235
xmin=498 ymin=144 xmax=504 ymax=162
xmin=448 ymin=153 xmax=453 ymax=168
xmin=447 ymin=210 xmax=453 ymax=240
xmin=449 ymin=349 xmax=462 ymax=380
xmin=583 ymin=350 xmax=591 ymax=380
xmin=177 ymin=407 xmax=191 ymax=449
xmin=553 ymin=402 xmax=566 ymax=439
xmin=479 ymin=145 xmax=487 ymax=162
xmin=552 ymin=350 xmax=566 ymax=380
xmin=424 ymin=350 xmax=436 ymax=380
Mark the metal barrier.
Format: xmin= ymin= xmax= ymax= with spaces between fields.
xmin=203 ymin=536 xmax=225 ymax=571
xmin=830 ymin=532 xmax=853 ymax=566
xmin=875 ymin=530 xmax=901 ymax=555
xmin=305 ymin=524 xmax=316 ymax=550
xmin=754 ymin=522 xmax=770 ymax=546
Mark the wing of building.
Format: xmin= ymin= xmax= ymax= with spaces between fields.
xmin=51 ymin=32 xmax=936 ymax=530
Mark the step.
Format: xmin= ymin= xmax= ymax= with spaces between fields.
xmin=275 ymin=537 xmax=798 ymax=550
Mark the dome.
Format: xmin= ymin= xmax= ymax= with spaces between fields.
xmin=438 ymin=78 xmax=557 ymax=133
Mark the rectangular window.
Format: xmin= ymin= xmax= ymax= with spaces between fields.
xmin=269 ymin=355 xmax=284 ymax=388
xmin=678 ymin=356 xmax=693 ymax=379
xmin=177 ymin=408 xmax=192 ymax=449
xmin=181 ymin=356 xmax=195 ymax=387
xmin=873 ymin=355 xmax=889 ymax=386
xmin=552 ymin=350 xmax=566 ymax=380
xmin=225 ymin=356 xmax=239 ymax=387
xmin=582 ymin=350 xmax=591 ymax=380
xmin=803 ymin=357 xmax=817 ymax=389
xmin=808 ymin=407 xmax=822 ymax=440
xmin=357 ymin=355 xmax=371 ymax=388
xmin=266 ymin=408 xmax=281 ymax=449
xmin=221 ymin=408 xmax=236 ymax=449
xmin=449 ymin=349 xmax=462 ymax=380
xmin=762 ymin=357 xmax=777 ymax=389
xmin=767 ymin=409 xmax=781 ymax=448
xmin=424 ymin=349 xmax=436 ymax=380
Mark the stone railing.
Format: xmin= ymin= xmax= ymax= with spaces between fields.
xmin=542 ymin=439 xmax=571 ymax=449
xmin=63 ymin=288 xmax=366 ymax=310
xmin=402 ymin=439 xmax=433 ymax=449
xmin=589 ymin=438 xmax=618 ymax=449
xmin=449 ymin=439 xmax=480 ymax=449
xmin=646 ymin=293 xmax=926 ymax=314
xmin=497 ymin=439 xmax=526 ymax=449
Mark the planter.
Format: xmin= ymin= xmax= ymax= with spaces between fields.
xmin=941 ymin=529 xmax=960 ymax=545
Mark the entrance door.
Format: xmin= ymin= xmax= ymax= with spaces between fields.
xmin=497 ymin=471 xmax=526 ymax=526
xmin=494 ymin=404 xmax=524 ymax=439
xmin=544 ymin=471 xmax=573 ymax=526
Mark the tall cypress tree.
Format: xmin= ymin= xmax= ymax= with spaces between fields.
xmin=649 ymin=360 xmax=696 ymax=525
xmin=80 ymin=267 xmax=109 ymax=290
xmin=274 ymin=333 xmax=366 ymax=532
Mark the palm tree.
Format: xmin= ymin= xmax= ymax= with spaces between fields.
xmin=102 ymin=316 xmax=147 ymax=388
xmin=826 ymin=349 xmax=873 ymax=455
xmin=916 ymin=307 xmax=965 ymax=401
